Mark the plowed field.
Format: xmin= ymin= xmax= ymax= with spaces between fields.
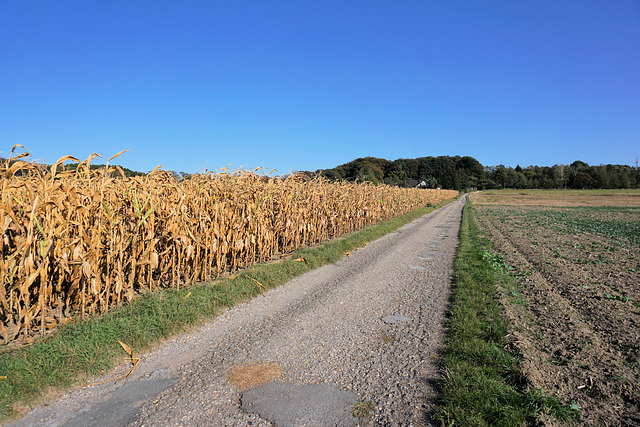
xmin=469 ymin=191 xmax=640 ymax=426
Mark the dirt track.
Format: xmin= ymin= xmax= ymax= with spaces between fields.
xmin=10 ymin=197 xmax=465 ymax=426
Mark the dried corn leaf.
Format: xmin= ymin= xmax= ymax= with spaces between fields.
xmin=117 ymin=339 xmax=139 ymax=365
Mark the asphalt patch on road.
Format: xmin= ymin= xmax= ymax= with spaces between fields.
xmin=241 ymin=382 xmax=359 ymax=427
xmin=381 ymin=314 xmax=411 ymax=324
xmin=418 ymin=250 xmax=444 ymax=260
xmin=60 ymin=378 xmax=176 ymax=427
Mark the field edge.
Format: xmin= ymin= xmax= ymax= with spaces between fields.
xmin=432 ymin=202 xmax=578 ymax=426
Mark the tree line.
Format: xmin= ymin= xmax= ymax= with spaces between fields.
xmin=311 ymin=157 xmax=640 ymax=191
xmin=5 ymin=153 xmax=638 ymax=191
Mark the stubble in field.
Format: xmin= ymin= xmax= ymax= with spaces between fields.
xmin=470 ymin=189 xmax=640 ymax=208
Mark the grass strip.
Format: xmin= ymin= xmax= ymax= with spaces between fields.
xmin=0 ymin=198 xmax=456 ymax=421
xmin=433 ymin=203 xmax=578 ymax=426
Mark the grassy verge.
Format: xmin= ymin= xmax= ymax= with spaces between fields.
xmin=433 ymin=203 xmax=578 ymax=426
xmin=0 ymin=197 xmax=457 ymax=421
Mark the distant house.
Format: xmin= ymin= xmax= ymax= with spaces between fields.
xmin=407 ymin=179 xmax=429 ymax=189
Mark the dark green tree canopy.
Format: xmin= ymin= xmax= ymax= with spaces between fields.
xmin=312 ymin=156 xmax=639 ymax=191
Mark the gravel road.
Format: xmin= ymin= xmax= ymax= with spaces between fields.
xmin=11 ymin=196 xmax=466 ymax=427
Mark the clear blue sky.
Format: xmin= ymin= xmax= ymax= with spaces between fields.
xmin=2 ymin=1 xmax=639 ymax=174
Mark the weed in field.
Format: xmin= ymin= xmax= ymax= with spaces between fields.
xmin=602 ymin=293 xmax=633 ymax=303
xmin=544 ymin=356 xmax=568 ymax=366
xmin=512 ymin=267 xmax=536 ymax=279
xmin=508 ymin=290 xmax=528 ymax=308
xmin=533 ymin=331 xmax=545 ymax=341
xmin=575 ymin=337 xmax=593 ymax=353
xmin=481 ymin=251 xmax=515 ymax=273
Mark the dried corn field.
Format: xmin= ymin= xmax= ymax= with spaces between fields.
xmin=0 ymin=149 xmax=458 ymax=344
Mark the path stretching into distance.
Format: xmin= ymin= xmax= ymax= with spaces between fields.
xmin=11 ymin=196 xmax=466 ymax=427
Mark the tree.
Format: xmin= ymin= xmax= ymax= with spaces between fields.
xmin=494 ymin=165 xmax=508 ymax=188
xmin=571 ymin=171 xmax=593 ymax=189
xmin=551 ymin=164 xmax=568 ymax=189
xmin=570 ymin=160 xmax=589 ymax=172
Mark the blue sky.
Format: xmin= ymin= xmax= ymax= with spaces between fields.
xmin=2 ymin=1 xmax=639 ymax=175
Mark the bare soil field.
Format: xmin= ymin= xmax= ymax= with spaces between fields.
xmin=469 ymin=191 xmax=640 ymax=425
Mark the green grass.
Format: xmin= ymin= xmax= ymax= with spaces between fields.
xmin=0 ymin=197 xmax=457 ymax=422
xmin=432 ymin=204 xmax=578 ymax=426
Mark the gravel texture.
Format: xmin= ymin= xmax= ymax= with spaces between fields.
xmin=10 ymin=196 xmax=465 ymax=427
